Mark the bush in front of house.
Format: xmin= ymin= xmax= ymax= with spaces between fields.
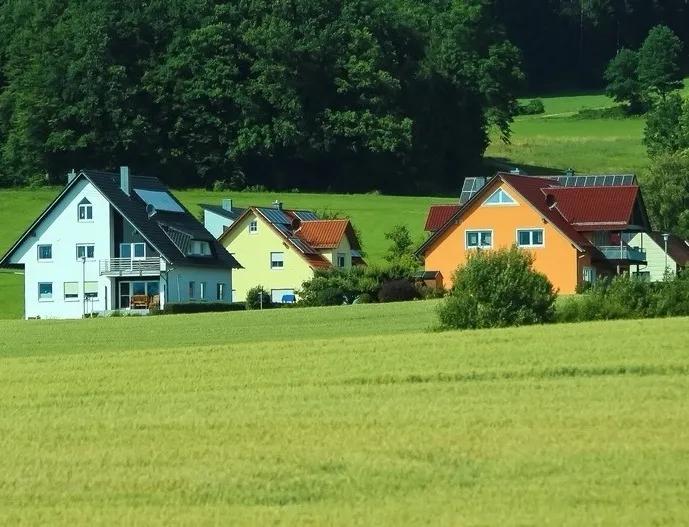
xmin=378 ymin=279 xmax=420 ymax=303
xmin=438 ymin=246 xmax=556 ymax=330
xmin=245 ymin=286 xmax=273 ymax=310
xmin=162 ymin=302 xmax=245 ymax=315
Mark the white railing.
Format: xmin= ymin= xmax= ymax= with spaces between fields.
xmin=99 ymin=257 xmax=161 ymax=276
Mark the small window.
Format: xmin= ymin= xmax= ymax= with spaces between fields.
xmin=200 ymin=282 xmax=207 ymax=299
xmin=270 ymin=252 xmax=284 ymax=269
xmin=76 ymin=244 xmax=95 ymax=260
xmin=216 ymin=283 xmax=226 ymax=300
xmin=133 ymin=243 xmax=146 ymax=258
xmin=78 ymin=202 xmax=93 ymax=221
xmin=337 ymin=253 xmax=346 ymax=268
xmin=483 ymin=188 xmax=516 ymax=205
xmin=583 ymin=266 xmax=597 ymax=283
xmin=37 ymin=244 xmax=52 ymax=261
xmin=38 ymin=282 xmax=53 ymax=301
xmin=85 ymin=281 xmax=98 ymax=299
xmin=466 ymin=230 xmax=492 ymax=248
xmin=188 ymin=240 xmax=211 ymax=256
xmin=517 ymin=229 xmax=544 ymax=247
xmin=64 ymin=282 xmax=79 ymax=301
xmin=249 ymin=220 xmax=258 ymax=234
xmin=189 ymin=281 xmax=195 ymax=299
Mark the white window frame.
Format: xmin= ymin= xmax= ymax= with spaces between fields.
xmin=249 ymin=220 xmax=258 ymax=234
xmin=583 ymin=266 xmax=597 ymax=283
xmin=64 ymin=282 xmax=79 ymax=302
xmin=465 ymin=229 xmax=493 ymax=249
xmin=37 ymin=244 xmax=52 ymax=261
xmin=76 ymin=243 xmax=95 ymax=260
xmin=483 ymin=188 xmax=517 ymax=206
xmin=189 ymin=240 xmax=211 ymax=256
xmin=516 ymin=228 xmax=545 ymax=248
xmin=270 ymin=251 xmax=284 ymax=270
xmin=120 ymin=242 xmax=146 ymax=260
xmin=84 ymin=281 xmax=99 ymax=299
xmin=78 ymin=203 xmax=93 ymax=222
xmin=200 ymin=281 xmax=207 ymax=300
xmin=38 ymin=282 xmax=53 ymax=302
xmin=337 ymin=253 xmax=346 ymax=268
xmin=216 ymin=282 xmax=226 ymax=301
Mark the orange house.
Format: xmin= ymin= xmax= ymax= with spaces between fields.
xmin=416 ymin=172 xmax=651 ymax=294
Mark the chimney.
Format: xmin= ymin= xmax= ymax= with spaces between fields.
xmin=67 ymin=169 xmax=77 ymax=184
xmin=222 ymin=198 xmax=233 ymax=211
xmin=273 ymin=200 xmax=283 ymax=210
xmin=120 ymin=166 xmax=130 ymax=196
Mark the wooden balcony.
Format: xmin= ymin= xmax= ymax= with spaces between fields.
xmin=99 ymin=257 xmax=161 ymax=276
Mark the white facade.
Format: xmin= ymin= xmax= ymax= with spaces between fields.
xmin=7 ymin=178 xmax=234 ymax=319
xmin=629 ymin=233 xmax=681 ymax=281
xmin=203 ymin=209 xmax=235 ymax=239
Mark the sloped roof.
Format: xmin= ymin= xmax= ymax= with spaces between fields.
xmin=546 ymin=186 xmax=640 ymax=230
xmin=648 ymin=232 xmax=689 ymax=266
xmin=198 ymin=203 xmax=246 ymax=221
xmin=1 ymin=170 xmax=240 ymax=269
xmin=297 ymin=219 xmax=361 ymax=250
xmin=425 ymin=204 xmax=461 ymax=232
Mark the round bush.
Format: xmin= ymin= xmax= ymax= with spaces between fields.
xmin=438 ymin=246 xmax=556 ymax=330
xmin=246 ymin=286 xmax=272 ymax=310
xmin=378 ymin=279 xmax=419 ymax=303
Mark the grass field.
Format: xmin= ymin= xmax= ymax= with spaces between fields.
xmin=0 ymin=301 xmax=688 ymax=524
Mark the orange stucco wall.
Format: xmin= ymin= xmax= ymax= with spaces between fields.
xmin=423 ymin=180 xmax=583 ymax=294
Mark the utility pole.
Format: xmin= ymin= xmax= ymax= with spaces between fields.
xmin=81 ymin=256 xmax=86 ymax=317
xmin=663 ymin=233 xmax=670 ymax=277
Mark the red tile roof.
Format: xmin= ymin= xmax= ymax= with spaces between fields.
xmin=297 ymin=220 xmax=349 ymax=249
xmin=425 ymin=204 xmax=461 ymax=231
xmin=545 ymin=186 xmax=639 ymax=231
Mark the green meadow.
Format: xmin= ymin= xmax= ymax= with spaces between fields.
xmin=0 ymin=302 xmax=688 ymax=524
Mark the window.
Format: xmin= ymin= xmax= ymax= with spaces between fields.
xmin=516 ymin=229 xmax=544 ymax=248
xmin=85 ymin=281 xmax=98 ymax=299
xmin=64 ymin=282 xmax=79 ymax=301
xmin=38 ymin=282 xmax=53 ymax=301
xmin=216 ymin=283 xmax=226 ymax=301
xmin=37 ymin=244 xmax=52 ymax=261
xmin=200 ymin=282 xmax=207 ymax=300
xmin=120 ymin=243 xmax=146 ymax=259
xmin=78 ymin=199 xmax=93 ymax=221
xmin=483 ymin=188 xmax=516 ymax=206
xmin=466 ymin=230 xmax=492 ymax=249
xmin=271 ymin=289 xmax=296 ymax=304
xmin=189 ymin=281 xmax=195 ymax=299
xmin=188 ymin=240 xmax=211 ymax=256
xmin=249 ymin=220 xmax=258 ymax=234
xmin=76 ymin=244 xmax=95 ymax=260
xmin=270 ymin=252 xmax=284 ymax=269
xmin=583 ymin=266 xmax=597 ymax=283
xmin=337 ymin=253 xmax=346 ymax=268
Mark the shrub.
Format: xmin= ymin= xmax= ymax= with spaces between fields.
xmin=516 ymin=99 xmax=545 ymax=115
xmin=162 ymin=302 xmax=245 ymax=315
xmin=354 ymin=293 xmax=374 ymax=304
xmin=242 ymin=184 xmax=268 ymax=193
xmin=378 ymin=279 xmax=419 ymax=303
xmin=212 ymin=179 xmax=229 ymax=192
xmin=246 ymin=286 xmax=272 ymax=310
xmin=437 ymin=246 xmax=556 ymax=330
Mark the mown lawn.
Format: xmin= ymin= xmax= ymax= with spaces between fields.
xmin=0 ymin=303 xmax=688 ymax=524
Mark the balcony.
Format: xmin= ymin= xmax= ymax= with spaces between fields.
xmin=99 ymin=257 xmax=161 ymax=277
xmin=597 ymin=245 xmax=646 ymax=263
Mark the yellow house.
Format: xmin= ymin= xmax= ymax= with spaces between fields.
xmin=218 ymin=203 xmax=364 ymax=302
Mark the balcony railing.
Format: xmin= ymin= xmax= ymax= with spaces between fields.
xmin=99 ymin=257 xmax=161 ymax=276
xmin=597 ymin=245 xmax=646 ymax=263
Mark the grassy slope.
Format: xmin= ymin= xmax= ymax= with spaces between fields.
xmin=0 ymin=302 xmax=688 ymax=524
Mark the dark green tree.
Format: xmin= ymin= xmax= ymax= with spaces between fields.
xmin=638 ymin=25 xmax=684 ymax=100
xmin=643 ymin=153 xmax=689 ymax=238
xmin=643 ymin=93 xmax=689 ymax=158
xmin=604 ymin=48 xmax=643 ymax=112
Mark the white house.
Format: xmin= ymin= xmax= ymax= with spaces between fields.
xmin=629 ymin=232 xmax=689 ymax=281
xmin=199 ymin=199 xmax=245 ymax=238
xmin=0 ymin=167 xmax=241 ymax=319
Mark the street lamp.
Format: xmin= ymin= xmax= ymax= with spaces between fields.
xmin=662 ymin=233 xmax=670 ymax=278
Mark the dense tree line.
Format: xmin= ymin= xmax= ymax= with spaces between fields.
xmin=0 ymin=0 xmax=523 ymax=192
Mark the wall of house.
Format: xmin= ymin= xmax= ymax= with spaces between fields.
xmin=203 ymin=210 xmax=233 ymax=239
xmin=422 ymin=180 xmax=582 ymax=294
xmin=321 ymin=236 xmax=352 ymax=269
xmin=9 ymin=178 xmax=113 ymax=319
xmin=165 ymin=266 xmax=233 ymax=303
xmin=629 ymin=233 xmax=677 ymax=281
xmin=220 ymin=211 xmax=315 ymax=302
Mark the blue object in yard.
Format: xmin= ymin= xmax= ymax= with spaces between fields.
xmin=281 ymin=294 xmax=296 ymax=304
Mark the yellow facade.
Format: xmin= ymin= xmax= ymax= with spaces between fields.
xmin=422 ymin=180 xmax=585 ymax=294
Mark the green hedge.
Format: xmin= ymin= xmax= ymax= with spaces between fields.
xmin=161 ymin=302 xmax=246 ymax=315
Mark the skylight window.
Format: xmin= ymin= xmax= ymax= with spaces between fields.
xmin=133 ymin=189 xmax=184 ymax=213
xmin=188 ymin=240 xmax=211 ymax=256
xmin=483 ymin=188 xmax=516 ymax=206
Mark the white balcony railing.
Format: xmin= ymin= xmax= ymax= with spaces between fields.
xmin=99 ymin=257 xmax=161 ymax=276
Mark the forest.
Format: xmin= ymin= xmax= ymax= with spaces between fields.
xmin=0 ymin=0 xmax=687 ymax=192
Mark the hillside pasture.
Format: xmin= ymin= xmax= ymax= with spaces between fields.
xmin=0 ymin=304 xmax=688 ymax=524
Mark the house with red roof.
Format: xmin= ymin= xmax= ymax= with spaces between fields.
xmin=417 ymin=172 xmax=651 ymax=294
xmin=218 ymin=201 xmax=364 ymax=302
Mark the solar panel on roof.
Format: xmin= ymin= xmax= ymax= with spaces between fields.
xmin=459 ymin=177 xmax=489 ymax=204
xmin=133 ymin=189 xmax=184 ymax=213
xmin=292 ymin=210 xmax=319 ymax=221
xmin=289 ymin=237 xmax=317 ymax=254
xmin=258 ymin=207 xmax=291 ymax=225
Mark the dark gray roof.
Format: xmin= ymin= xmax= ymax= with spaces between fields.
xmin=0 ymin=170 xmax=240 ymax=270
xmin=199 ymin=203 xmax=246 ymax=221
